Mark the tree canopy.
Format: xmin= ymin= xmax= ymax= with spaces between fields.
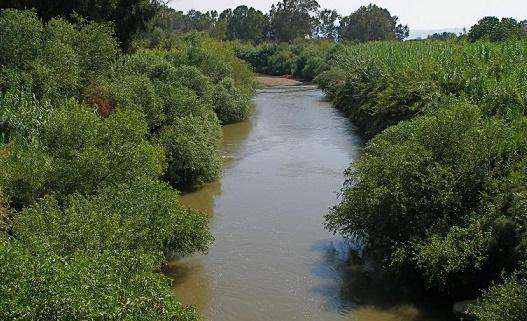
xmin=0 ymin=0 xmax=162 ymax=47
xmin=268 ymin=0 xmax=321 ymax=42
xmin=340 ymin=4 xmax=409 ymax=42
xmin=316 ymin=9 xmax=340 ymax=40
xmin=223 ymin=6 xmax=268 ymax=42
xmin=468 ymin=16 xmax=527 ymax=41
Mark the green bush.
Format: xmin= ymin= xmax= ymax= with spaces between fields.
xmin=326 ymin=100 xmax=521 ymax=296
xmin=213 ymin=77 xmax=251 ymax=124
xmin=0 ymin=10 xmax=256 ymax=320
xmin=472 ymin=273 xmax=527 ymax=321
xmin=0 ymin=11 xmax=120 ymax=107
xmin=107 ymin=45 xmax=254 ymax=186
xmin=0 ymin=241 xmax=198 ymax=321
xmin=1 ymin=100 xmax=164 ymax=208
xmin=14 ymin=178 xmax=212 ymax=256
xmin=315 ymin=40 xmax=527 ymax=136
xmin=158 ymin=114 xmax=222 ymax=187
xmin=0 ymin=10 xmax=43 ymax=69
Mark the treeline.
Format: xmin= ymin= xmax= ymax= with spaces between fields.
xmin=142 ymin=1 xmax=527 ymax=46
xmin=237 ymin=23 xmax=527 ymax=321
xmin=0 ymin=8 xmax=254 ymax=320
xmin=428 ymin=17 xmax=527 ymax=41
xmin=137 ymin=0 xmax=409 ymax=45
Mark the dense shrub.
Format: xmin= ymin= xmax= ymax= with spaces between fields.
xmin=212 ymin=77 xmax=251 ymax=124
xmin=14 ymin=179 xmax=212 ymax=257
xmin=0 ymin=10 xmax=119 ymax=104
xmin=0 ymin=242 xmax=197 ymax=321
xmin=472 ymin=272 xmax=527 ymax=321
xmin=0 ymin=10 xmax=255 ymax=321
xmin=1 ymin=99 xmax=163 ymax=209
xmin=0 ymin=10 xmax=43 ymax=69
xmin=158 ymin=114 xmax=222 ymax=187
xmin=315 ymin=40 xmax=527 ymax=136
xmin=106 ymin=52 xmax=225 ymax=187
xmin=235 ymin=41 xmax=336 ymax=80
xmin=312 ymin=39 xmax=527 ymax=319
xmin=326 ymin=101 xmax=522 ymax=293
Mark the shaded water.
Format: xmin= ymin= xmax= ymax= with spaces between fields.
xmin=168 ymin=85 xmax=452 ymax=321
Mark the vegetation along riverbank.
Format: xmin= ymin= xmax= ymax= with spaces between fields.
xmin=0 ymin=7 xmax=254 ymax=320
xmin=1 ymin=0 xmax=527 ymax=320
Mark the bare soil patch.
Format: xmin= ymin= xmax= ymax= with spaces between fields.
xmin=255 ymin=75 xmax=303 ymax=87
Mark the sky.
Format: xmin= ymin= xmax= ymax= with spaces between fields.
xmin=169 ymin=0 xmax=527 ymax=31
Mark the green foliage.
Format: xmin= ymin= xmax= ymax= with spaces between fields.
xmin=0 ymin=10 xmax=256 ymax=320
xmin=472 ymin=272 xmax=527 ymax=321
xmin=0 ymin=9 xmax=43 ymax=69
xmin=106 ymin=36 xmax=254 ymax=186
xmin=268 ymin=0 xmax=320 ymax=42
xmin=469 ymin=17 xmax=526 ymax=42
xmin=339 ymin=4 xmax=409 ymax=42
xmin=212 ymin=77 xmax=251 ymax=124
xmin=428 ymin=32 xmax=458 ymax=40
xmin=1 ymin=0 xmax=162 ymax=48
xmin=316 ymin=9 xmax=340 ymax=40
xmin=14 ymin=179 xmax=212 ymax=256
xmin=325 ymin=100 xmax=527 ymax=301
xmin=0 ymin=242 xmax=198 ymax=321
xmin=1 ymin=99 xmax=163 ymax=208
xmin=301 ymin=35 xmax=527 ymax=319
xmin=236 ymin=41 xmax=332 ymax=79
xmin=158 ymin=115 xmax=222 ymax=187
xmin=0 ymin=10 xmax=119 ymax=104
xmin=314 ymin=40 xmax=527 ymax=136
xmin=224 ymin=6 xmax=268 ymax=43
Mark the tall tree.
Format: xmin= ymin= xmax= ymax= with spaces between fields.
xmin=316 ymin=9 xmax=340 ymax=40
xmin=468 ymin=16 xmax=526 ymax=41
xmin=0 ymin=0 xmax=161 ymax=48
xmin=268 ymin=0 xmax=320 ymax=42
xmin=339 ymin=4 xmax=409 ymax=42
xmin=224 ymin=6 xmax=268 ymax=43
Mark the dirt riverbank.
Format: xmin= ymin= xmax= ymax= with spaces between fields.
xmin=255 ymin=75 xmax=303 ymax=87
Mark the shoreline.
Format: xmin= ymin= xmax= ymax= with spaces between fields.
xmin=255 ymin=74 xmax=304 ymax=87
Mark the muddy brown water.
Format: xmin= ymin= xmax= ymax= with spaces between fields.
xmin=168 ymin=85 xmax=453 ymax=321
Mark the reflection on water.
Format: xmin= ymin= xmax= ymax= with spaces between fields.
xmin=169 ymin=86 xmax=452 ymax=321
xmin=310 ymin=239 xmax=452 ymax=321
xmin=166 ymin=256 xmax=212 ymax=313
xmin=180 ymin=111 xmax=254 ymax=215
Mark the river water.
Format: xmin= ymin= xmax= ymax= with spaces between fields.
xmin=168 ymin=85 xmax=451 ymax=321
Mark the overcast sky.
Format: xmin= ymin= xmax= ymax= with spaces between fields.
xmin=169 ymin=0 xmax=527 ymax=30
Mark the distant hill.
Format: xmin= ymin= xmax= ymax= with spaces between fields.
xmin=409 ymin=28 xmax=465 ymax=40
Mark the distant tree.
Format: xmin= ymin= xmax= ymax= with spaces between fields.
xmin=223 ymin=6 xmax=268 ymax=43
xmin=186 ymin=10 xmax=216 ymax=34
xmin=340 ymin=4 xmax=409 ymax=42
xmin=268 ymin=0 xmax=320 ymax=42
xmin=0 ymin=0 xmax=161 ymax=48
xmin=428 ymin=32 xmax=457 ymax=40
xmin=147 ymin=6 xmax=192 ymax=34
xmin=468 ymin=16 xmax=526 ymax=41
xmin=144 ymin=7 xmax=227 ymax=40
xmin=316 ymin=9 xmax=340 ymax=40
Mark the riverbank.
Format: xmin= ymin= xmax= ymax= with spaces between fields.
xmin=255 ymin=74 xmax=304 ymax=87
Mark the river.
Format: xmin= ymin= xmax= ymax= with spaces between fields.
xmin=168 ymin=84 xmax=452 ymax=321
